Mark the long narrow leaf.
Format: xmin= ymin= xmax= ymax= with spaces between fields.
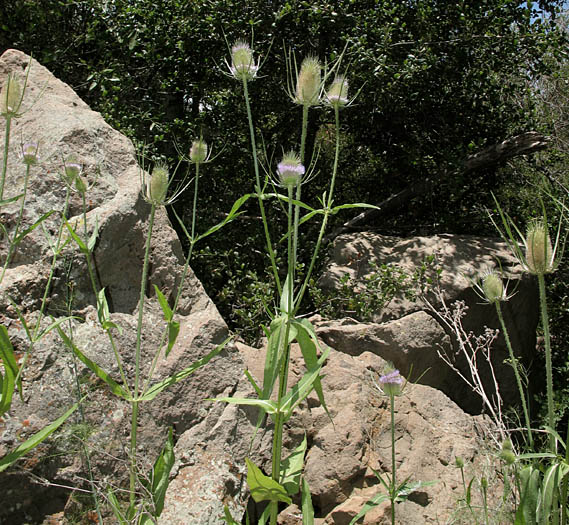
xmin=64 ymin=219 xmax=89 ymax=254
xmin=281 ymin=434 xmax=307 ymax=495
xmin=196 ymin=193 xmax=253 ymax=242
xmin=0 ymin=193 xmax=24 ymax=206
xmin=0 ymin=325 xmax=21 ymax=414
xmin=56 ymin=326 xmax=130 ymax=400
xmin=246 ymin=458 xmax=292 ymax=505
xmin=293 ymin=319 xmax=331 ymax=421
xmin=140 ymin=338 xmax=229 ymax=401
xmin=141 ymin=428 xmax=175 ymax=518
xmin=87 ymin=216 xmax=99 ymax=252
xmin=210 ymin=396 xmax=278 ymax=415
xmin=301 ymin=477 xmax=315 ymax=525
xmin=348 ymin=491 xmax=390 ymax=525
xmin=13 ymin=211 xmax=55 ymax=244
xmin=0 ymin=402 xmax=78 ymax=472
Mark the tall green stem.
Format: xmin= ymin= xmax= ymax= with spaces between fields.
xmin=495 ymin=301 xmax=533 ymax=448
xmin=143 ymin=161 xmax=201 ymax=392
xmin=270 ymin=186 xmax=296 ymax=525
xmin=1 ymin=162 xmax=31 ymax=283
xmin=242 ymin=78 xmax=281 ymax=296
xmin=0 ymin=116 xmax=11 ymax=200
xmin=538 ymin=272 xmax=556 ymax=453
xmin=292 ymin=104 xmax=310 ymax=277
xmin=129 ymin=203 xmax=156 ymax=508
xmin=294 ymin=105 xmax=341 ymax=314
xmin=390 ymin=392 xmax=396 ymax=525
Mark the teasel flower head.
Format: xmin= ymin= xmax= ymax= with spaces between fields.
xmin=294 ymin=56 xmax=322 ymax=107
xmin=525 ymin=219 xmax=557 ymax=275
xmin=378 ymin=364 xmax=404 ymax=397
xmin=145 ymin=163 xmax=170 ymax=206
xmin=140 ymin=160 xmax=191 ymax=207
xmin=229 ymin=41 xmax=258 ymax=81
xmin=20 ymin=142 xmax=39 ymax=166
xmin=325 ymin=76 xmax=349 ymax=108
xmin=470 ymin=267 xmax=514 ymax=305
xmin=0 ymin=74 xmax=24 ymax=118
xmin=62 ymin=158 xmax=83 ymax=186
xmin=499 ymin=438 xmax=516 ymax=466
xmin=277 ymin=151 xmax=305 ymax=188
xmin=190 ymin=139 xmax=209 ymax=164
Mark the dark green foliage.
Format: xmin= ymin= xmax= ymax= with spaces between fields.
xmin=1 ymin=0 xmax=566 ymax=337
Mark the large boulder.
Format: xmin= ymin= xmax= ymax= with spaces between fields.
xmin=317 ymin=232 xmax=539 ymax=413
xmin=236 ymin=340 xmax=504 ymax=525
xmin=0 ymin=49 xmax=252 ymax=524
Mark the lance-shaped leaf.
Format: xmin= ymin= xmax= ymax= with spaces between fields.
xmin=246 ymin=458 xmax=292 ymax=505
xmin=64 ymin=218 xmax=90 ymax=255
xmin=280 ymin=275 xmax=293 ymax=315
xmin=210 ymin=396 xmax=278 ymax=416
xmin=280 ymin=434 xmax=307 ymax=495
xmin=108 ymin=489 xmax=129 ymax=525
xmin=87 ymin=216 xmax=99 ymax=252
xmin=0 ymin=193 xmax=24 ymax=207
xmin=292 ymin=319 xmax=331 ymax=420
xmin=196 ymin=193 xmax=253 ymax=242
xmin=141 ymin=338 xmax=230 ymax=401
xmin=222 ymin=506 xmax=240 ymax=525
xmin=56 ymin=326 xmax=130 ymax=400
xmin=516 ymin=465 xmax=540 ymax=525
xmin=96 ymin=288 xmax=122 ymax=333
xmin=0 ymin=402 xmax=79 ymax=472
xmin=348 ymin=491 xmax=389 ymax=525
xmin=538 ymin=460 xmax=569 ymax=524
xmin=153 ymin=285 xmax=179 ymax=355
xmin=13 ymin=211 xmax=55 ymax=244
xmin=0 ymin=325 xmax=21 ymax=415
xmin=301 ymin=477 xmax=314 ymax=525
xmin=140 ymin=428 xmax=175 ymax=521
xmin=280 ymin=346 xmax=330 ymax=421
xmin=263 ymin=316 xmax=297 ymax=402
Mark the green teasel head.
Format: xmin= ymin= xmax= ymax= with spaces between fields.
xmin=230 ymin=41 xmax=258 ymax=81
xmin=20 ymin=142 xmax=39 ymax=166
xmin=482 ymin=270 xmax=506 ymax=304
xmin=325 ymin=76 xmax=349 ymax=108
xmin=0 ymin=74 xmax=24 ymax=118
xmin=295 ymin=56 xmax=322 ymax=107
xmin=525 ymin=219 xmax=556 ymax=275
xmin=146 ymin=163 xmax=170 ymax=206
xmin=277 ymin=151 xmax=305 ymax=188
xmin=190 ymin=139 xmax=208 ymax=164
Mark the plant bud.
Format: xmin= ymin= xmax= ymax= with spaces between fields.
xmin=20 ymin=142 xmax=39 ymax=166
xmin=454 ymin=456 xmax=464 ymax=469
xmin=499 ymin=439 xmax=516 ymax=465
xmin=146 ymin=164 xmax=169 ymax=205
xmin=525 ymin=220 xmax=554 ymax=275
xmin=64 ymin=160 xmax=82 ymax=184
xmin=482 ymin=271 xmax=505 ymax=303
xmin=190 ymin=139 xmax=208 ymax=163
xmin=326 ymin=76 xmax=349 ymax=107
xmin=231 ymin=41 xmax=258 ymax=80
xmin=295 ymin=56 xmax=321 ymax=106
xmin=0 ymin=74 xmax=23 ymax=118
xmin=277 ymin=152 xmax=305 ymax=188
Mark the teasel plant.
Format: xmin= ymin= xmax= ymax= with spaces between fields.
xmin=470 ymin=267 xmax=534 ymax=449
xmin=53 ymin=140 xmax=246 ymax=521
xmin=349 ymin=365 xmax=435 ymax=525
xmin=490 ymin=196 xmax=565 ymax=454
xmin=217 ymin=39 xmax=375 ymax=525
